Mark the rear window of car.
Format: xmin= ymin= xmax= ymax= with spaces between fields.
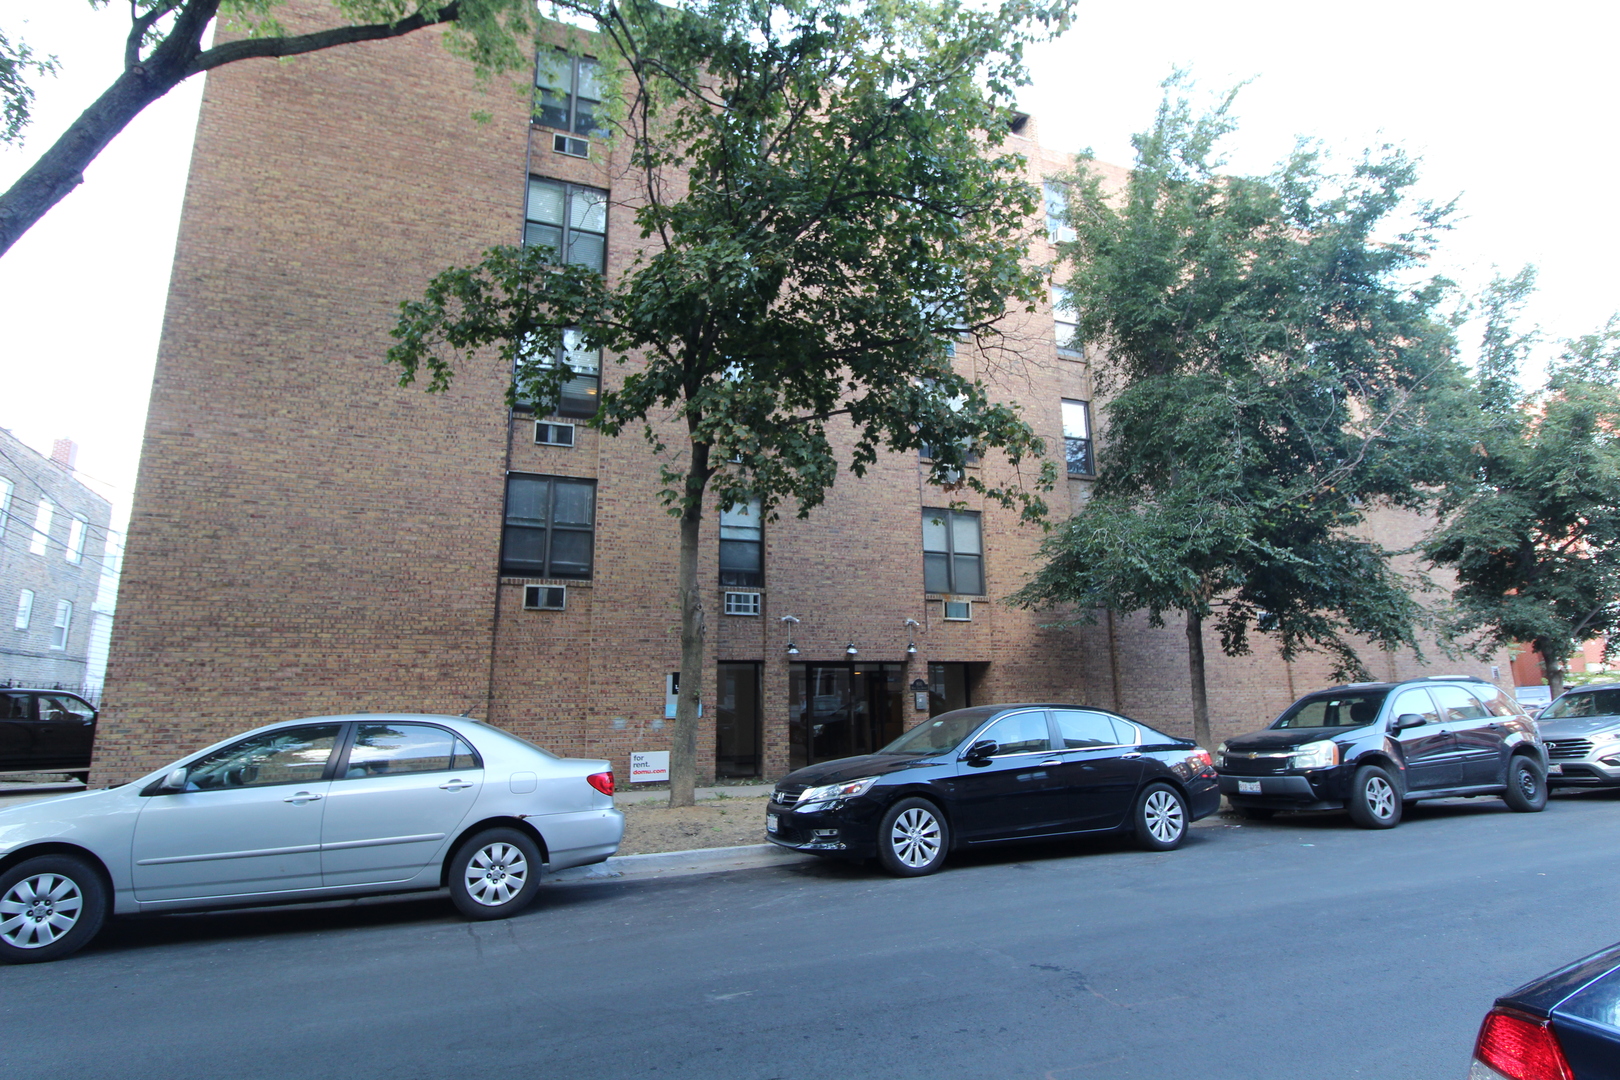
xmin=1273 ymin=691 xmax=1388 ymax=729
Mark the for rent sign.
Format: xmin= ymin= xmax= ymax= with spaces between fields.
xmin=630 ymin=750 xmax=669 ymax=783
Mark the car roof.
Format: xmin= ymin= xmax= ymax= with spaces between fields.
xmin=1560 ymin=682 xmax=1620 ymax=693
xmin=1303 ymin=676 xmax=1493 ymax=696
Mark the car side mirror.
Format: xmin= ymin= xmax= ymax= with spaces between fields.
xmin=1392 ymin=713 xmax=1425 ymax=733
xmin=159 ymin=766 xmax=188 ymax=793
xmin=964 ymin=739 xmax=998 ymax=761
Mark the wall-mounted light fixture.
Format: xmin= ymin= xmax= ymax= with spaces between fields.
xmin=781 ymin=614 xmax=800 ymax=656
xmin=845 ymin=641 xmax=858 ymax=657
xmin=904 ymin=618 xmax=920 ymax=655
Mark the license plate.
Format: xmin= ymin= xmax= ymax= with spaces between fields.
xmin=1547 ymin=764 xmax=1562 ymax=775
xmin=766 ymin=813 xmax=779 ymax=834
xmin=1238 ymin=780 xmax=1262 ymax=794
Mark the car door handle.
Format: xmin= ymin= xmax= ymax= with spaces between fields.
xmin=1121 ymin=752 xmax=1142 ymax=759
xmin=1039 ymin=759 xmax=1064 ymax=766
xmin=283 ymin=791 xmax=323 ymax=804
xmin=439 ymin=780 xmax=475 ymax=791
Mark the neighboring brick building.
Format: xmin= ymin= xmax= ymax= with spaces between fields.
xmin=94 ymin=23 xmax=1508 ymax=784
xmin=0 ymin=431 xmax=113 ymax=695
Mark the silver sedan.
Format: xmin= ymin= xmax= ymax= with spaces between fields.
xmin=0 ymin=713 xmax=623 ymax=963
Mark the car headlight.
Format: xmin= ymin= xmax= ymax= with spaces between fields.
xmin=795 ymin=776 xmax=880 ymax=809
xmin=1216 ymin=741 xmax=1229 ymax=754
xmin=1289 ymin=740 xmax=1340 ymax=770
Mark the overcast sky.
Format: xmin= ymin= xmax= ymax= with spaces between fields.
xmin=1 ymin=0 xmax=1615 ymax=539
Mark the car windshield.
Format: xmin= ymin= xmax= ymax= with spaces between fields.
xmin=1543 ymin=689 xmax=1620 ymax=719
xmin=879 ymin=708 xmax=998 ymax=755
xmin=1272 ymin=691 xmax=1388 ymax=729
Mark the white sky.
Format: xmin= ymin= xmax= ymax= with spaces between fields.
xmin=1 ymin=0 xmax=1616 ymax=538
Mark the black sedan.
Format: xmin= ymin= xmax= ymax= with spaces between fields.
xmin=766 ymin=704 xmax=1220 ymax=876
xmin=0 ymin=689 xmax=97 ymax=780
xmin=1469 ymin=940 xmax=1620 ymax=1079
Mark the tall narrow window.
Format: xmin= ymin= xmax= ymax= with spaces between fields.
xmin=535 ymin=51 xmax=607 ymax=136
xmin=719 ymin=499 xmax=762 ymax=587
xmin=65 ymin=516 xmax=86 ymax=564
xmin=922 ymin=508 xmax=983 ymax=595
xmin=0 ymin=476 xmax=12 ymax=540
xmin=524 ymin=178 xmax=607 ymax=272
xmin=1044 ymin=181 xmax=1075 ymax=243
xmin=51 ymin=600 xmax=72 ymax=650
xmin=500 ymin=474 xmax=596 ymax=579
xmin=28 ymin=498 xmax=51 ymax=555
xmin=1051 ymin=285 xmax=1081 ymax=358
xmin=14 ymin=590 xmax=32 ymax=630
xmin=1062 ymin=399 xmax=1094 ymax=476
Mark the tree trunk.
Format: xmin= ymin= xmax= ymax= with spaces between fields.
xmin=1186 ymin=607 xmax=1212 ymax=749
xmin=1536 ymin=637 xmax=1565 ymax=702
xmin=669 ymin=443 xmax=711 ymax=808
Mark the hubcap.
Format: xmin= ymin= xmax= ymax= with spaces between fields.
xmin=1519 ymin=764 xmax=1538 ymax=799
xmin=0 ymin=873 xmax=83 ymax=950
xmin=1144 ymin=790 xmax=1185 ymax=843
xmin=890 ymin=808 xmax=942 ymax=868
xmin=463 ymin=842 xmax=529 ymax=907
xmin=1365 ymin=776 xmax=1396 ymax=820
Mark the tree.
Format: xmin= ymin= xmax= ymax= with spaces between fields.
xmin=388 ymin=0 xmax=1067 ymax=804
xmin=0 ymin=0 xmax=540 ymax=258
xmin=1010 ymin=83 xmax=1473 ymax=749
xmin=1425 ymin=308 xmax=1620 ymax=700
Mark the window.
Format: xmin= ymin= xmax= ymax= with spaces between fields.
xmin=1062 ymin=399 xmax=1094 ymax=476
xmin=724 ymin=591 xmax=761 ymax=616
xmin=535 ymin=51 xmax=606 ymax=137
xmin=0 ymin=476 xmax=11 ymax=539
xmin=922 ymin=508 xmax=983 ymax=595
xmin=65 ymin=516 xmax=86 ymax=564
xmin=978 ymin=711 xmax=1052 ymax=755
xmin=343 ymin=723 xmax=479 ymax=779
xmin=943 ymin=600 xmax=971 ymax=620
xmin=1430 ymin=684 xmax=1490 ymax=723
xmin=38 ymin=694 xmax=93 ymax=724
xmin=1469 ymin=685 xmax=1522 ymax=717
xmin=534 ymin=421 xmax=576 ymax=446
xmin=13 ymin=590 xmax=32 ymax=630
xmin=516 ymin=328 xmax=601 ymax=418
xmin=1051 ymin=285 xmax=1081 ymax=357
xmin=51 ymin=600 xmax=71 ymax=650
xmin=524 ymin=178 xmax=607 ymax=272
xmin=28 ymin=498 xmax=51 ymax=555
xmin=182 ymin=725 xmax=342 ymax=790
xmin=1389 ymin=688 xmax=1440 ymax=727
xmin=1052 ymin=709 xmax=1122 ymax=748
xmin=501 ymin=474 xmax=596 ymax=579
xmin=1044 ymin=181 xmax=1075 ymax=243
xmin=720 ymin=498 xmax=762 ymax=587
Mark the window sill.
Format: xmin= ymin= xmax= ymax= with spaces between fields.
xmin=924 ymin=593 xmax=986 ymax=601
xmin=501 ymin=576 xmax=591 ymax=587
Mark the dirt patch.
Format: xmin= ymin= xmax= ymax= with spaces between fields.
xmin=617 ymin=794 xmax=772 ymax=855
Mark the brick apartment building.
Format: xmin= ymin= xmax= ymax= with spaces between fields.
xmin=0 ymin=431 xmax=113 ymax=694
xmin=94 ymin=20 xmax=1509 ymax=784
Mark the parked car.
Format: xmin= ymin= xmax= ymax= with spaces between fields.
xmin=767 ymin=704 xmax=1221 ymax=876
xmin=1468 ymin=940 xmax=1620 ymax=1079
xmin=1216 ymin=676 xmax=1548 ymax=829
xmin=0 ymin=688 xmax=98 ymax=781
xmin=1538 ymin=683 xmax=1620 ymax=789
xmin=0 ymin=713 xmax=622 ymax=963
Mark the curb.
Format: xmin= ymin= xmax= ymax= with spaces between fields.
xmin=548 ymin=843 xmax=816 ymax=884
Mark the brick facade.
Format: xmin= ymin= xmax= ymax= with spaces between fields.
xmin=95 ymin=25 xmax=1510 ymax=784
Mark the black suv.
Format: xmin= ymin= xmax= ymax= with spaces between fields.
xmin=1215 ymin=676 xmax=1547 ymax=828
xmin=0 ymin=689 xmax=98 ymax=780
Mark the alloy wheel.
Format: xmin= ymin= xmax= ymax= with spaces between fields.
xmin=890 ymin=807 xmax=942 ymax=868
xmin=0 ymin=873 xmax=84 ymax=950
xmin=1143 ymin=789 xmax=1185 ymax=844
xmin=463 ymin=842 xmax=530 ymax=907
xmin=1365 ymin=775 xmax=1397 ymax=820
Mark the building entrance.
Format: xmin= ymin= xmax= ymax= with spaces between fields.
xmin=788 ymin=663 xmax=907 ymax=770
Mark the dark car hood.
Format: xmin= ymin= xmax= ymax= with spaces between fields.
xmin=780 ymin=753 xmax=941 ymax=788
xmin=1224 ymin=727 xmax=1364 ymax=752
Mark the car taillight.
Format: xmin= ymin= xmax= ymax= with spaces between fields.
xmin=1471 ymin=1007 xmax=1574 ymax=1080
xmin=587 ymin=772 xmax=614 ymax=796
xmin=1189 ymin=749 xmax=1213 ymax=769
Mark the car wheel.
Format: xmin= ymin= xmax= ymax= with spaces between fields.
xmin=1502 ymin=755 xmax=1548 ymax=813
xmin=1134 ymin=784 xmax=1189 ymax=850
xmin=448 ymin=828 xmax=543 ymax=920
xmin=0 ymin=854 xmax=108 ymax=964
xmin=1233 ymin=806 xmax=1275 ymax=821
xmin=876 ymin=798 xmax=949 ymax=877
xmin=1347 ymin=765 xmax=1401 ymax=829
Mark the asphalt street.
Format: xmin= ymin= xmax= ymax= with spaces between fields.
xmin=7 ymin=790 xmax=1620 ymax=1080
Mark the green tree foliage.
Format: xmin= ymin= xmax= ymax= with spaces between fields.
xmin=1011 ymin=82 xmax=1472 ymax=748
xmin=389 ymin=0 xmax=1067 ymax=803
xmin=1425 ymin=304 xmax=1620 ymax=700
xmin=0 ymin=0 xmax=540 ymax=257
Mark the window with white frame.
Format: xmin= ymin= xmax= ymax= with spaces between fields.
xmin=66 ymin=516 xmax=87 ymax=564
xmin=0 ymin=476 xmax=11 ymax=539
xmin=28 ymin=498 xmax=51 ymax=555
xmin=14 ymin=590 xmax=32 ymax=630
xmin=1044 ymin=181 xmax=1075 ymax=243
xmin=1062 ymin=399 xmax=1094 ymax=476
xmin=524 ymin=178 xmax=607 ymax=273
xmin=922 ymin=508 xmax=984 ymax=595
xmin=535 ymin=51 xmax=607 ymax=137
xmin=720 ymin=499 xmax=763 ymax=588
xmin=1051 ymin=285 xmax=1081 ymax=357
xmin=51 ymin=600 xmax=71 ymax=650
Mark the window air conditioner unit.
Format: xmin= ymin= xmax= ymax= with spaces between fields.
xmin=535 ymin=421 xmax=575 ymax=447
xmin=553 ymin=133 xmax=589 ymax=158
xmin=524 ymin=585 xmax=566 ymax=611
xmin=943 ymin=600 xmax=971 ymax=621
xmin=724 ymin=591 xmax=762 ymax=616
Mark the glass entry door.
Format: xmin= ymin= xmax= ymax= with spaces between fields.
xmin=715 ymin=662 xmax=762 ymax=778
xmin=788 ymin=663 xmax=907 ymax=769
